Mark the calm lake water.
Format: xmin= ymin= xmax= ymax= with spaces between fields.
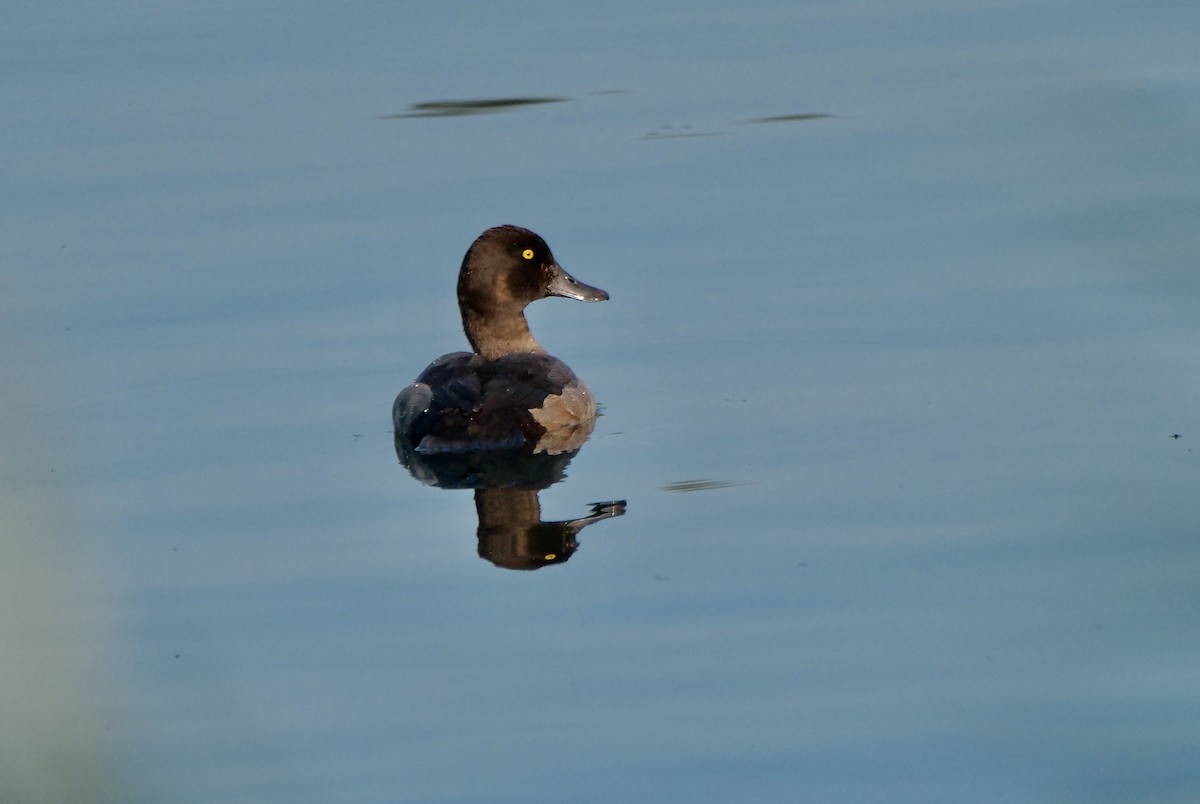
xmin=4 ymin=1 xmax=1199 ymax=802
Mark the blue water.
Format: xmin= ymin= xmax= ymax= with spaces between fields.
xmin=4 ymin=2 xmax=1199 ymax=802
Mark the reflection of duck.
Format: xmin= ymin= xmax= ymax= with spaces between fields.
xmin=475 ymin=488 xmax=625 ymax=570
xmin=394 ymin=226 xmax=609 ymax=456
xmin=393 ymin=436 xmax=629 ymax=570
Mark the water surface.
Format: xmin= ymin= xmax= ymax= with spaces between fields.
xmin=3 ymin=1 xmax=1199 ymax=802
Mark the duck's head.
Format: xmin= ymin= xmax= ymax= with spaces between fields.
xmin=457 ymin=225 xmax=608 ymax=358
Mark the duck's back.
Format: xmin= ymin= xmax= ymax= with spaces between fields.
xmin=394 ymin=352 xmax=597 ymax=455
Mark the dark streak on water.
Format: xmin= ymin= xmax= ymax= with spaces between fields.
xmin=381 ymin=96 xmax=571 ymax=118
xmin=744 ymin=112 xmax=833 ymax=124
xmin=660 ymin=479 xmax=741 ymax=492
xmin=641 ymin=113 xmax=831 ymax=139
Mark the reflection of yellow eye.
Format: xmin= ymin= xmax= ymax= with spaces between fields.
xmin=522 ymin=248 xmax=535 ymax=260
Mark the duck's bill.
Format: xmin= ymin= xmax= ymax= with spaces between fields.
xmin=547 ymin=264 xmax=609 ymax=302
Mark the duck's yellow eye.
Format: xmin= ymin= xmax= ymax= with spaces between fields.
xmin=522 ymin=248 xmax=535 ymax=260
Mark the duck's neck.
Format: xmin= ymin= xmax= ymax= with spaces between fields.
xmin=462 ymin=307 xmax=545 ymax=360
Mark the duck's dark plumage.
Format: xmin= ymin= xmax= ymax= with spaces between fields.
xmin=394 ymin=226 xmax=608 ymax=456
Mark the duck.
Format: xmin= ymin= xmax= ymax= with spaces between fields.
xmin=393 ymin=225 xmax=609 ymax=456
